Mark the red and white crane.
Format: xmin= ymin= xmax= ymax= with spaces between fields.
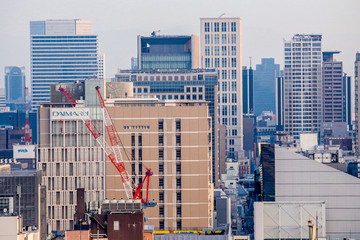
xmin=59 ymin=86 xmax=155 ymax=206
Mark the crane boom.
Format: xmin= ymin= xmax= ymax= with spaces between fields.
xmin=58 ymin=86 xmax=133 ymax=199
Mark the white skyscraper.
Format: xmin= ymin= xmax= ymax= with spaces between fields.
xmin=200 ymin=17 xmax=243 ymax=159
xmin=30 ymin=19 xmax=99 ymax=109
xmin=283 ymin=34 xmax=322 ymax=140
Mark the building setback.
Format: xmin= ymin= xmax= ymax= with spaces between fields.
xmin=105 ymin=98 xmax=214 ymax=231
xmin=283 ymin=34 xmax=322 ymax=140
xmin=30 ymin=19 xmax=99 ymax=109
xmin=200 ymin=17 xmax=243 ymax=159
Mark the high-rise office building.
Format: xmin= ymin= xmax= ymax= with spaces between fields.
xmin=283 ymin=34 xmax=322 ymax=140
xmin=242 ymin=66 xmax=254 ymax=114
xmin=137 ymin=35 xmax=199 ymax=70
xmin=5 ymin=66 xmax=26 ymax=111
xmin=322 ymin=51 xmax=344 ymax=122
xmin=355 ymin=52 xmax=360 ymax=150
xmin=201 ymin=17 xmax=243 ymax=159
xmin=30 ymin=19 xmax=99 ymax=110
xmin=254 ymin=58 xmax=280 ymax=116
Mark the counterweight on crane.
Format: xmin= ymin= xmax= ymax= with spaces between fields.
xmin=58 ymin=86 xmax=155 ymax=207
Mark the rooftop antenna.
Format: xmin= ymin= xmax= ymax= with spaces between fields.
xmin=219 ymin=13 xmax=226 ymax=18
xmin=250 ymin=56 xmax=252 ymax=69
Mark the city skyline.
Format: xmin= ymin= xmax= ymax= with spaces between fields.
xmin=1 ymin=0 xmax=359 ymax=88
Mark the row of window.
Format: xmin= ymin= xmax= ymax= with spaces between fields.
xmin=205 ymin=57 xmax=236 ymax=68
xmin=204 ymin=46 xmax=237 ymax=56
xmin=204 ymin=34 xmax=237 ymax=45
xmin=204 ymin=21 xmax=237 ymax=32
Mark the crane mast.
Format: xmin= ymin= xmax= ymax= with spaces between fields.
xmin=59 ymin=86 xmax=155 ymax=206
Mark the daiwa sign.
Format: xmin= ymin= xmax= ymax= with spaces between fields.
xmin=51 ymin=108 xmax=90 ymax=120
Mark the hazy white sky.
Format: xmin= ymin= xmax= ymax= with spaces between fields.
xmin=0 ymin=0 xmax=359 ymax=87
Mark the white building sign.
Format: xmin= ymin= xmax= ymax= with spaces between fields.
xmin=51 ymin=108 xmax=90 ymax=120
xmin=13 ymin=145 xmax=36 ymax=159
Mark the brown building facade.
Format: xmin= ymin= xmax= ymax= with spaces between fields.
xmin=105 ymin=98 xmax=214 ymax=231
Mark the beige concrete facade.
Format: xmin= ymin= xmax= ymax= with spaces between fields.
xmin=105 ymin=99 xmax=214 ymax=230
xmin=37 ymin=104 xmax=106 ymax=231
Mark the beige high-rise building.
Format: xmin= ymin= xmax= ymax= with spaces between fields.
xmin=105 ymin=98 xmax=214 ymax=230
xmin=200 ymin=17 xmax=243 ymax=160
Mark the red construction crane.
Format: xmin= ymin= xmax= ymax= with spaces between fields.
xmin=24 ymin=87 xmax=31 ymax=144
xmin=59 ymin=86 xmax=155 ymax=206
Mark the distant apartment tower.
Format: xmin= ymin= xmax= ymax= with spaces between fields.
xmin=137 ymin=35 xmax=199 ymax=70
xmin=283 ymin=34 xmax=322 ymax=139
xmin=30 ymin=19 xmax=99 ymax=109
xmin=254 ymin=58 xmax=280 ymax=116
xmin=5 ymin=66 xmax=26 ymax=111
xmin=322 ymin=51 xmax=344 ymax=122
xmin=355 ymin=53 xmax=360 ymax=150
xmin=343 ymin=73 xmax=351 ymax=125
xmin=201 ymin=17 xmax=243 ymax=158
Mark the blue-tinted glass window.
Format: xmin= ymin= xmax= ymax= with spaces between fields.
xmin=205 ymin=22 xmax=210 ymax=32
xmin=221 ymin=22 xmax=227 ymax=32
xmin=214 ymin=22 xmax=219 ymax=32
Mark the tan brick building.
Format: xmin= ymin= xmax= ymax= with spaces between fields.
xmin=106 ymin=98 xmax=214 ymax=230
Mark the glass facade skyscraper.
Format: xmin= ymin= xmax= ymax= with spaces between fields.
xmin=4 ymin=66 xmax=26 ymax=111
xmin=242 ymin=66 xmax=254 ymax=114
xmin=30 ymin=19 xmax=99 ymax=110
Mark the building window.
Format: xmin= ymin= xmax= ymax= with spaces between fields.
xmin=176 ymin=120 xmax=181 ymax=131
xmin=231 ymin=22 xmax=236 ymax=32
xmin=177 ymin=220 xmax=182 ymax=230
xmin=214 ymin=34 xmax=219 ymax=44
xmin=214 ymin=46 xmax=219 ymax=56
xmin=205 ymin=34 xmax=210 ymax=44
xmin=214 ymin=58 xmax=220 ymax=68
xmin=231 ymin=81 xmax=237 ymax=91
xmin=176 ymin=206 xmax=182 ymax=216
xmin=232 ymin=105 xmax=237 ymax=116
xmin=159 ymin=164 xmax=164 ymax=174
xmin=232 ymin=93 xmax=237 ymax=103
xmin=232 ymin=129 xmax=237 ymax=136
xmin=159 ymin=177 xmax=164 ymax=188
xmin=231 ymin=70 xmax=237 ymax=79
xmin=222 ymin=58 xmax=227 ymax=68
xmin=222 ymin=118 xmax=228 ymax=125
xmin=159 ymin=148 xmax=164 ymax=160
xmin=231 ymin=34 xmax=236 ymax=44
xmin=222 ymin=34 xmax=227 ymax=44
xmin=221 ymin=22 xmax=227 ymax=32
xmin=159 ymin=134 xmax=164 ymax=146
xmin=231 ymin=118 xmax=237 ymax=125
xmin=205 ymin=22 xmax=210 ymax=32
xmin=131 ymin=133 xmax=135 ymax=146
xmin=222 ymin=70 xmax=227 ymax=79
xmin=176 ymin=191 xmax=181 ymax=202
xmin=158 ymin=120 xmax=164 ymax=132
xmin=138 ymin=134 xmax=142 ymax=147
xmin=231 ymin=46 xmax=236 ymax=56
xmin=176 ymin=148 xmax=181 ymax=160
xmin=176 ymin=135 xmax=181 ymax=146
xmin=176 ymin=163 xmax=181 ymax=174
xmin=205 ymin=46 xmax=210 ymax=56
xmin=176 ymin=177 xmax=181 ymax=188
xmin=222 ymin=82 xmax=227 ymax=91
xmin=159 ymin=206 xmax=164 ymax=216
xmin=222 ymin=46 xmax=227 ymax=56
xmin=214 ymin=22 xmax=219 ymax=32
xmin=159 ymin=220 xmax=165 ymax=230
xmin=114 ymin=221 xmax=120 ymax=231
xmin=231 ymin=58 xmax=236 ymax=67
xmin=205 ymin=58 xmax=210 ymax=68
